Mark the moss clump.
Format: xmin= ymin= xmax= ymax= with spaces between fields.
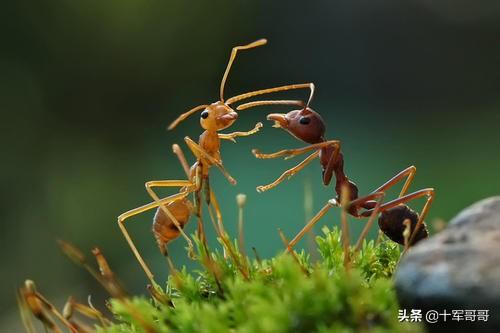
xmin=99 ymin=227 xmax=422 ymax=333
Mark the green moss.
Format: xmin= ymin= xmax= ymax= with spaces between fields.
xmin=98 ymin=227 xmax=422 ymax=333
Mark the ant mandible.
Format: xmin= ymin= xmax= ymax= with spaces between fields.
xmin=238 ymin=85 xmax=434 ymax=251
xmin=118 ymin=39 xmax=313 ymax=284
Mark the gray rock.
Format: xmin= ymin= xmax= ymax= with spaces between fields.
xmin=395 ymin=196 xmax=500 ymax=333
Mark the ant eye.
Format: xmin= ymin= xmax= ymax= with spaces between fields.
xmin=200 ymin=110 xmax=209 ymax=119
xmin=299 ymin=116 xmax=310 ymax=125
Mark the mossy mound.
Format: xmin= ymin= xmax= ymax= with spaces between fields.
xmin=100 ymin=227 xmax=422 ymax=333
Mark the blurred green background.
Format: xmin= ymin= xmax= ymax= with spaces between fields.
xmin=2 ymin=0 xmax=500 ymax=330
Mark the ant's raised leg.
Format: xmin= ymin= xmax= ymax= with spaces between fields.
xmin=118 ymin=189 xmax=192 ymax=284
xmin=287 ymin=199 xmax=338 ymax=252
xmin=256 ymin=151 xmax=320 ymax=193
xmin=184 ymin=136 xmax=237 ymax=185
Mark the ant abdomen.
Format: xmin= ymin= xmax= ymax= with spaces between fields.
xmin=152 ymin=198 xmax=192 ymax=255
xmin=378 ymin=204 xmax=428 ymax=246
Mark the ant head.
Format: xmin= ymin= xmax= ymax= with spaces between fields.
xmin=200 ymin=101 xmax=238 ymax=131
xmin=267 ymin=107 xmax=325 ymax=144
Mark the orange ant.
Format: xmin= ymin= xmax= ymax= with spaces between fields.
xmin=118 ymin=38 xmax=313 ymax=284
xmin=238 ymin=84 xmax=434 ymax=252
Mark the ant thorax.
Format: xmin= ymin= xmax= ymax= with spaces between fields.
xmin=199 ymin=130 xmax=221 ymax=157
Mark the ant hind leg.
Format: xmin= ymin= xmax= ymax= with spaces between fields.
xmin=287 ymin=199 xmax=337 ymax=252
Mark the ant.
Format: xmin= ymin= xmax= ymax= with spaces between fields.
xmin=118 ymin=38 xmax=313 ymax=284
xmin=238 ymin=84 xmax=434 ymax=252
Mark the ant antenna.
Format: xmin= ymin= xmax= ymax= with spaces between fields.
xmin=235 ymin=83 xmax=315 ymax=111
xmin=220 ymin=38 xmax=267 ymax=102
xmin=168 ymin=104 xmax=208 ymax=130
xmin=305 ymin=83 xmax=315 ymax=107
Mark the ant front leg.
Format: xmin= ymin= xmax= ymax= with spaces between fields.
xmin=253 ymin=140 xmax=340 ymax=192
xmin=253 ymin=140 xmax=340 ymax=160
xmin=256 ymin=151 xmax=319 ymax=193
xmin=184 ymin=136 xmax=237 ymax=185
xmin=218 ymin=122 xmax=263 ymax=143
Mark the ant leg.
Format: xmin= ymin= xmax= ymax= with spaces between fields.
xmin=172 ymin=144 xmax=207 ymax=244
xmin=118 ymin=188 xmax=192 ymax=283
xmin=184 ymin=136 xmax=237 ymax=185
xmin=208 ymin=189 xmax=224 ymax=234
xmin=352 ymin=192 xmax=386 ymax=251
xmin=278 ymin=229 xmax=309 ymax=274
xmin=256 ymin=151 xmax=320 ymax=193
xmin=218 ymin=122 xmax=263 ymax=142
xmin=348 ymin=166 xmax=416 ymax=247
xmin=253 ymin=140 xmax=340 ymax=160
xmin=207 ymin=189 xmax=234 ymax=260
xmin=237 ymin=100 xmax=305 ymax=111
xmin=287 ymin=199 xmax=338 ymax=252
xmin=227 ymin=83 xmax=314 ymax=105
xmin=172 ymin=144 xmax=191 ymax=177
xmin=168 ymin=104 xmax=209 ymax=130
xmin=407 ymin=189 xmax=434 ymax=246
xmin=220 ymin=39 xmax=268 ymax=102
xmin=363 ymin=188 xmax=435 ymax=248
xmin=372 ymin=165 xmax=417 ymax=198
xmin=144 ymin=181 xmax=197 ymax=255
